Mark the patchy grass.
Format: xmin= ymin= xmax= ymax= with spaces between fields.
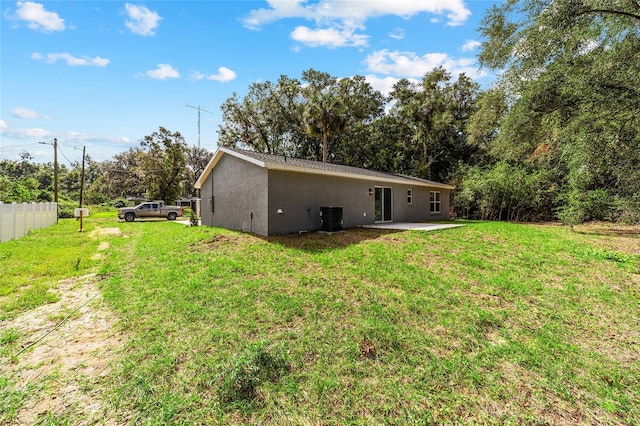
xmin=98 ymin=220 xmax=639 ymax=424
xmin=0 ymin=219 xmax=103 ymax=320
xmin=1 ymin=218 xmax=638 ymax=424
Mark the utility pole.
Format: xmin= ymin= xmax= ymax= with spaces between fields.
xmin=53 ymin=138 xmax=58 ymax=203
xmin=39 ymin=138 xmax=58 ymax=222
xmin=185 ymin=104 xmax=214 ymax=147
xmin=39 ymin=138 xmax=58 ymax=203
xmin=79 ymin=146 xmax=86 ymax=208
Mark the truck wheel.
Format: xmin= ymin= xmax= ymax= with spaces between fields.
xmin=167 ymin=212 xmax=177 ymax=221
xmin=124 ymin=213 xmax=135 ymax=222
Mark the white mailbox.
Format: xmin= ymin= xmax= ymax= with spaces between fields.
xmin=74 ymin=208 xmax=89 ymax=217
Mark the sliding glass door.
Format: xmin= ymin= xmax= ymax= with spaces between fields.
xmin=374 ymin=187 xmax=392 ymax=222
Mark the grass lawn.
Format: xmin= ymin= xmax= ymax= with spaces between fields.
xmin=1 ymin=217 xmax=639 ymax=424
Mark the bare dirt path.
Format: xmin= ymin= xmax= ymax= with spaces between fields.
xmin=1 ymin=228 xmax=126 ymax=425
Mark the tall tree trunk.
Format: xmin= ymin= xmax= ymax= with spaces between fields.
xmin=322 ymin=122 xmax=329 ymax=163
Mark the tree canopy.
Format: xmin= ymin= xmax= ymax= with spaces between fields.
xmin=472 ymin=0 xmax=640 ymax=223
xmin=217 ymin=68 xmax=477 ymax=181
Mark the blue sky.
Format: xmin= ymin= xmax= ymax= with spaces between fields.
xmin=1 ymin=0 xmax=497 ymax=164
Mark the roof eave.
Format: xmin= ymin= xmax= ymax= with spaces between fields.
xmin=265 ymin=163 xmax=455 ymax=189
xmin=195 ymin=147 xmax=455 ymax=190
xmin=194 ymin=147 xmax=266 ymax=189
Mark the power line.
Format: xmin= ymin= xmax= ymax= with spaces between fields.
xmin=0 ymin=142 xmax=43 ymax=149
xmin=56 ymin=143 xmax=77 ymax=166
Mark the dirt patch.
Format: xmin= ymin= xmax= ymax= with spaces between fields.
xmin=89 ymin=227 xmax=125 ymax=239
xmin=480 ymin=361 xmax=626 ymax=425
xmin=1 ymin=273 xmax=125 ymax=424
xmin=191 ymin=233 xmax=258 ymax=253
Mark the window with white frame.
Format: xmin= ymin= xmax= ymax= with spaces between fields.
xmin=430 ymin=191 xmax=441 ymax=213
xmin=407 ymin=189 xmax=413 ymax=205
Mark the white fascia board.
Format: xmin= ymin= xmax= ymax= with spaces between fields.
xmin=194 ymin=149 xmax=222 ymax=189
xmin=218 ymin=147 xmax=266 ymax=168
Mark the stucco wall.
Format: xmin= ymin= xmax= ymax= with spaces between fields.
xmin=199 ymin=152 xmax=452 ymax=235
xmin=266 ymin=171 xmax=451 ymax=234
xmin=403 ymin=186 xmax=451 ymax=221
xmin=200 ymin=155 xmax=269 ymax=235
xmin=267 ymin=170 xmax=375 ymax=234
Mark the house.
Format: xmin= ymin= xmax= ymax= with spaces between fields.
xmin=176 ymin=197 xmax=201 ymax=217
xmin=194 ymin=147 xmax=454 ymax=236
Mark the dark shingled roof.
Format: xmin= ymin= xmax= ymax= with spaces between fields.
xmin=228 ymin=148 xmax=453 ymax=188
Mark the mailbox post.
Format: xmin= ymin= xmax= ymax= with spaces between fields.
xmin=74 ymin=208 xmax=89 ymax=232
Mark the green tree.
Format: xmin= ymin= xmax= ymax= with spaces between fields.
xmin=328 ymin=75 xmax=386 ymax=167
xmin=185 ymin=146 xmax=213 ymax=196
xmin=218 ymin=76 xmax=308 ymax=156
xmin=98 ymin=148 xmax=147 ymax=199
xmin=478 ymin=0 xmax=640 ymax=222
xmin=218 ymin=69 xmax=385 ymax=165
xmin=301 ymin=69 xmax=348 ymax=163
xmin=389 ymin=68 xmax=479 ymax=181
xmin=140 ymin=127 xmax=188 ymax=203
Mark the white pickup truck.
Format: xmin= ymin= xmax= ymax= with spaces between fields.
xmin=118 ymin=202 xmax=184 ymax=222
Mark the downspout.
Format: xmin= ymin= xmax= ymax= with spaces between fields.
xmin=210 ymin=171 xmax=214 ymax=227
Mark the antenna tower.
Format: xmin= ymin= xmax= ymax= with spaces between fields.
xmin=185 ymin=104 xmax=214 ymax=147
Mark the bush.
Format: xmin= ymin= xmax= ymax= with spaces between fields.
xmin=113 ymin=198 xmax=127 ymax=208
xmin=88 ymin=204 xmax=117 ymax=214
xmin=189 ymin=209 xmax=199 ymax=227
xmin=615 ymin=194 xmax=640 ymax=225
xmin=57 ymin=199 xmax=77 ymax=218
xmin=557 ymin=189 xmax=614 ymax=225
xmin=453 ymin=162 xmax=558 ymax=221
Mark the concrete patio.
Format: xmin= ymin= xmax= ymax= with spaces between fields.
xmin=363 ymin=222 xmax=465 ymax=231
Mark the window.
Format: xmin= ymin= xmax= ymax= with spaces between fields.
xmin=407 ymin=189 xmax=413 ymax=205
xmin=430 ymin=191 xmax=441 ymax=213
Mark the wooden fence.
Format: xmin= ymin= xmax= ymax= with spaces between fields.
xmin=0 ymin=202 xmax=58 ymax=243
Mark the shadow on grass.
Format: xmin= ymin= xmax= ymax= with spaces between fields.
xmin=573 ymin=222 xmax=640 ymax=238
xmin=262 ymin=227 xmax=403 ymax=252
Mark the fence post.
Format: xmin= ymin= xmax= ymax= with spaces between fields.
xmin=12 ymin=203 xmax=17 ymax=241
xmin=36 ymin=202 xmax=41 ymax=230
xmin=29 ymin=203 xmax=34 ymax=234
xmin=0 ymin=202 xmax=3 ymax=243
xmin=22 ymin=202 xmax=27 ymax=237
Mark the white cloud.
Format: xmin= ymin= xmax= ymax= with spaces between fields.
xmin=192 ymin=67 xmax=237 ymax=82
xmin=31 ymin=52 xmax=110 ymax=67
xmin=14 ymin=1 xmax=65 ymax=32
xmin=389 ymin=28 xmax=405 ymax=40
xmin=244 ymin=0 xmax=471 ymax=29
xmin=364 ymin=74 xmax=414 ymax=96
xmin=125 ymin=3 xmax=161 ymax=36
xmin=365 ymin=49 xmax=486 ymax=79
xmin=462 ymin=39 xmax=481 ymax=52
xmin=0 ymin=125 xmax=52 ymax=139
xmin=145 ymin=64 xmax=180 ymax=80
xmin=207 ymin=67 xmax=237 ymax=83
xmin=11 ymin=107 xmax=40 ymax=119
xmin=61 ymin=131 xmax=131 ymax=145
xmin=0 ymin=124 xmax=130 ymax=146
xmin=291 ymin=25 xmax=368 ymax=48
